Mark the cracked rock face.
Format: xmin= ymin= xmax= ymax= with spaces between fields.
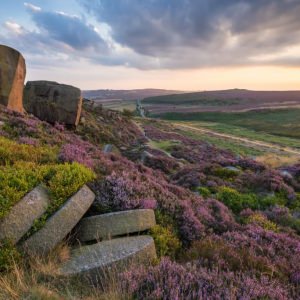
xmin=24 ymin=80 xmax=82 ymax=126
xmin=0 ymin=45 xmax=26 ymax=113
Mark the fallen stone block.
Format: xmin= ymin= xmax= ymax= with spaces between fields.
xmin=59 ymin=236 xmax=156 ymax=285
xmin=22 ymin=185 xmax=95 ymax=255
xmin=76 ymin=209 xmax=156 ymax=242
xmin=0 ymin=185 xmax=49 ymax=244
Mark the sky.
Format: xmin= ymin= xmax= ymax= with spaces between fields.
xmin=1 ymin=0 xmax=300 ymax=91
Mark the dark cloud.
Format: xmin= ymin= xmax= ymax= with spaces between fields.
xmin=28 ymin=7 xmax=106 ymax=51
xmin=79 ymin=0 xmax=300 ymax=68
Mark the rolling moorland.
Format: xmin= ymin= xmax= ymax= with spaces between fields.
xmin=137 ymin=89 xmax=300 ymax=165
xmin=143 ymin=89 xmax=300 ymax=114
xmin=82 ymin=88 xmax=185 ymax=112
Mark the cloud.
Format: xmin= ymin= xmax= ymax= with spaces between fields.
xmin=4 ymin=21 xmax=24 ymax=35
xmin=24 ymin=2 xmax=41 ymax=12
xmin=24 ymin=3 xmax=106 ymax=51
xmin=78 ymin=0 xmax=300 ymax=68
xmin=3 ymin=0 xmax=300 ymax=72
xmin=1 ymin=3 xmax=113 ymax=70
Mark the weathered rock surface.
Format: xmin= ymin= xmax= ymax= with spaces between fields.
xmin=76 ymin=209 xmax=156 ymax=242
xmin=59 ymin=236 xmax=156 ymax=284
xmin=24 ymin=81 xmax=82 ymax=126
xmin=22 ymin=185 xmax=95 ymax=255
xmin=0 ymin=185 xmax=49 ymax=244
xmin=0 ymin=45 xmax=26 ymax=113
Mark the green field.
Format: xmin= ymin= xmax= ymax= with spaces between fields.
xmin=97 ymin=100 xmax=137 ymax=112
xmin=176 ymin=127 xmax=265 ymax=157
xmin=154 ymin=109 xmax=300 ymax=141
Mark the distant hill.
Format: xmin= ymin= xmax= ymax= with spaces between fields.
xmin=82 ymin=88 xmax=185 ymax=101
xmin=142 ymin=89 xmax=300 ymax=114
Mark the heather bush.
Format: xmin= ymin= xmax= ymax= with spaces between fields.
xmin=59 ymin=141 xmax=95 ymax=169
xmin=265 ymin=206 xmax=300 ymax=234
xmin=121 ymin=258 xmax=291 ymax=300
xmin=221 ymin=225 xmax=300 ymax=281
xmin=182 ymin=236 xmax=273 ymax=275
xmin=238 ymin=169 xmax=296 ymax=200
xmin=143 ymin=154 xmax=180 ymax=174
xmin=18 ymin=136 xmax=39 ymax=146
xmin=139 ymin=198 xmax=157 ymax=210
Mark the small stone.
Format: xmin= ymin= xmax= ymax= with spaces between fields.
xmin=76 ymin=209 xmax=156 ymax=242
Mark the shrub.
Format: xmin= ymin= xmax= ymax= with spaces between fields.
xmin=121 ymin=258 xmax=291 ymax=300
xmin=58 ymin=142 xmax=94 ymax=169
xmin=245 ymin=213 xmax=278 ymax=232
xmin=150 ymin=225 xmax=182 ymax=258
xmin=265 ymin=206 xmax=300 ymax=234
xmin=183 ymin=236 xmax=273 ymax=275
xmin=213 ymin=167 xmax=239 ymax=179
xmin=0 ymin=162 xmax=44 ymax=219
xmin=197 ymin=187 xmax=211 ymax=198
xmin=139 ymin=198 xmax=157 ymax=210
xmin=217 ymin=186 xmax=258 ymax=213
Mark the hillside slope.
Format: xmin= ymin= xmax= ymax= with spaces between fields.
xmin=143 ymin=89 xmax=300 ymax=113
xmin=1 ymin=104 xmax=300 ymax=299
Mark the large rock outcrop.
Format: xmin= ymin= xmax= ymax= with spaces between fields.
xmin=0 ymin=45 xmax=26 ymax=113
xmin=24 ymin=81 xmax=82 ymax=126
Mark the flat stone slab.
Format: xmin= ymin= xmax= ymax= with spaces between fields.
xmin=0 ymin=185 xmax=49 ymax=244
xmin=22 ymin=185 xmax=95 ymax=256
xmin=76 ymin=209 xmax=156 ymax=242
xmin=59 ymin=236 xmax=156 ymax=284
